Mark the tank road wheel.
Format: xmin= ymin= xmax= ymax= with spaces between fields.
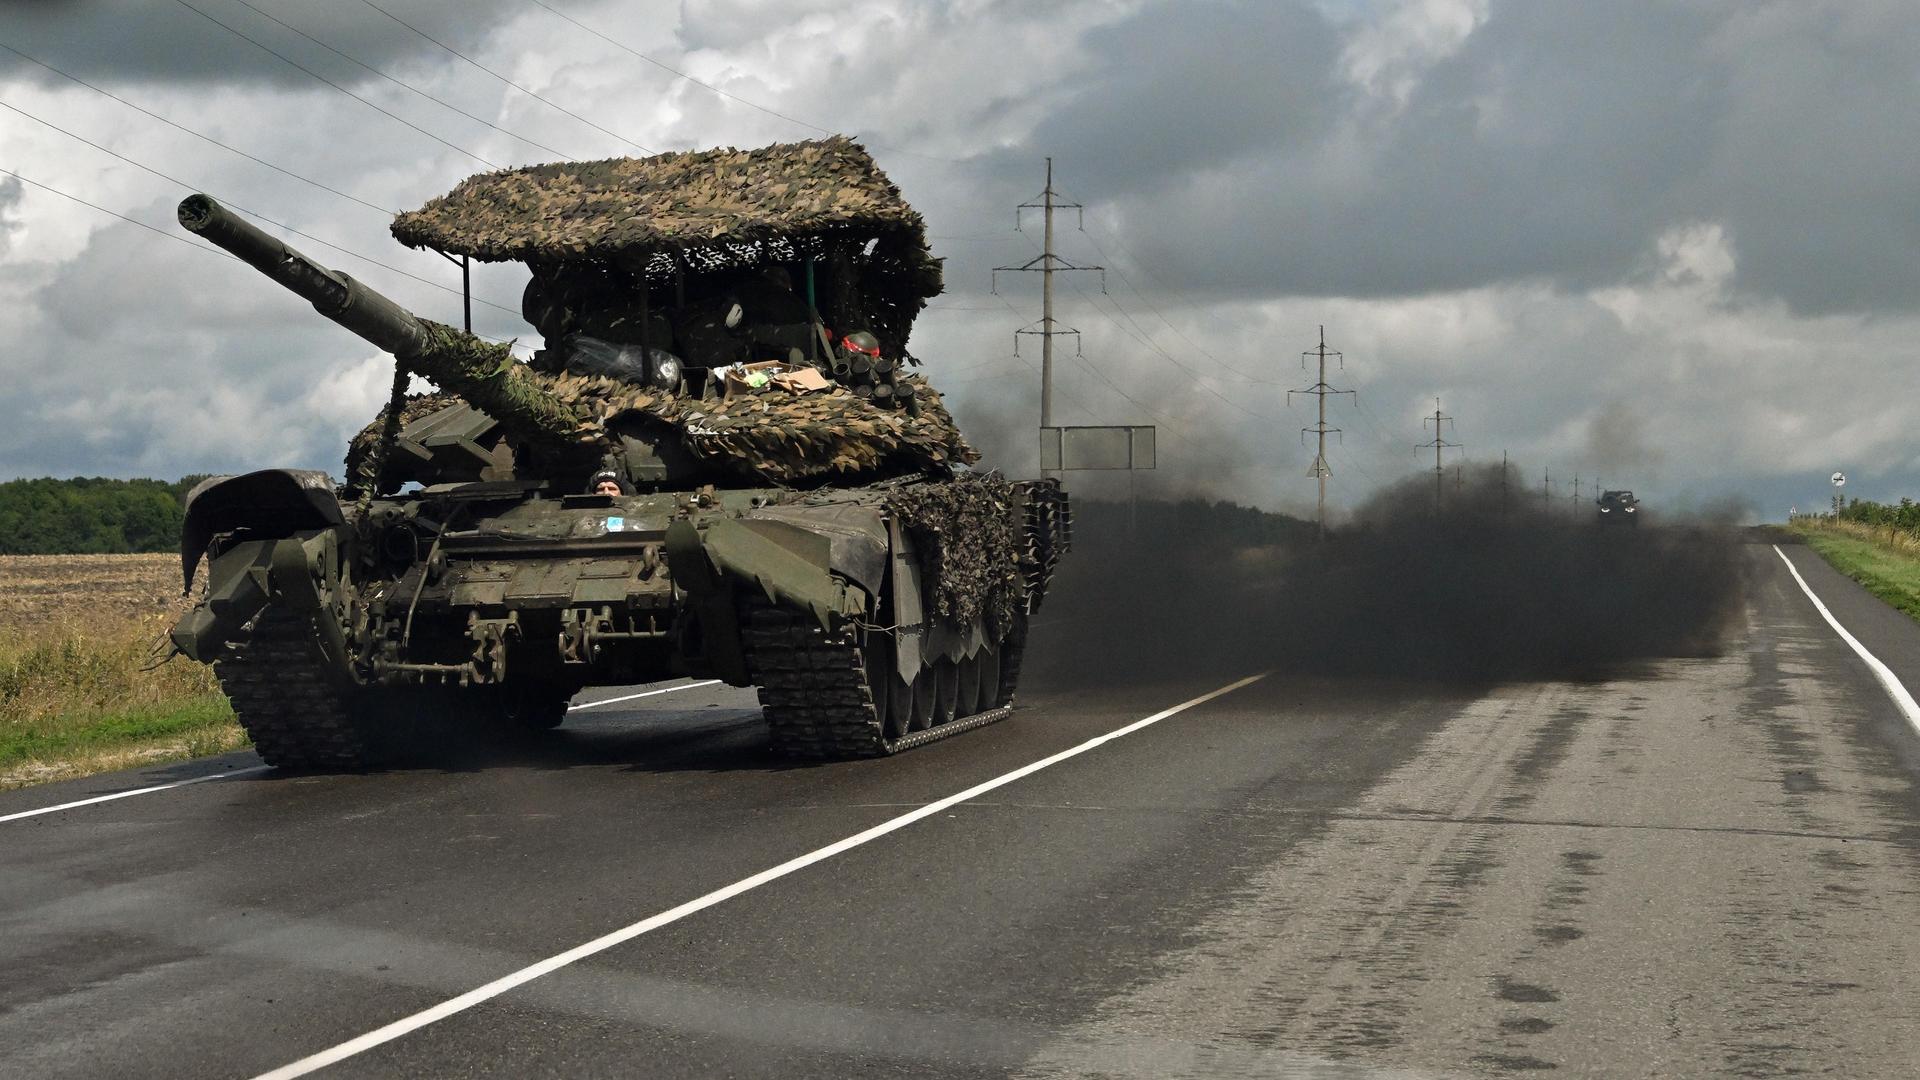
xmin=972 ymin=646 xmax=1002 ymax=715
xmin=931 ymin=659 xmax=959 ymax=728
xmin=740 ymin=604 xmax=1022 ymax=760
xmin=496 ymin=685 xmax=571 ymax=731
xmin=908 ymin=669 xmax=936 ymax=732
xmin=865 ymin=633 xmax=912 ymax=742
xmin=955 ymin=654 xmax=983 ymax=719
xmin=212 ymin=609 xmax=374 ymax=772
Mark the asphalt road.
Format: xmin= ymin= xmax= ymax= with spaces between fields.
xmin=5 ymin=538 xmax=1920 ymax=1078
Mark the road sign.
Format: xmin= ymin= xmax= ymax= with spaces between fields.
xmin=1832 ymin=471 xmax=1847 ymax=487
xmin=1039 ymin=425 xmax=1156 ymax=471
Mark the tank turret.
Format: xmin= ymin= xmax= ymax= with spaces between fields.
xmin=178 ymin=195 xmax=582 ymax=450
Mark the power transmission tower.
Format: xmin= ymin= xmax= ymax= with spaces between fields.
xmin=1501 ymin=450 xmax=1510 ymax=511
xmin=993 ymin=158 xmax=1103 ymax=447
xmin=1570 ymin=472 xmax=1581 ymax=514
xmin=1543 ymin=467 xmax=1552 ymax=515
xmin=1420 ymin=398 xmax=1460 ymax=511
xmin=1288 ymin=325 xmax=1353 ymax=537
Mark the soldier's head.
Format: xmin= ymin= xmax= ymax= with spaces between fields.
xmin=589 ymin=470 xmax=625 ymax=497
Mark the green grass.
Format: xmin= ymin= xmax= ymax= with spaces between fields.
xmin=1793 ymin=522 xmax=1920 ymax=622
xmin=0 ymin=694 xmax=236 ymax=770
xmin=0 ymin=622 xmax=247 ymax=790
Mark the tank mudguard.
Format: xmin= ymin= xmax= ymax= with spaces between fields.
xmin=169 ymin=528 xmax=352 ymax=665
xmin=171 ymin=470 xmax=351 ymax=665
xmin=179 ymin=469 xmax=344 ymax=593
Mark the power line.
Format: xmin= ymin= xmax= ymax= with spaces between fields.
xmin=524 ymin=0 xmax=960 ymax=164
xmin=0 ymin=99 xmax=523 ymax=316
xmin=171 ymin=0 xmax=503 ymax=170
xmin=1420 ymin=397 xmax=1460 ymax=510
xmin=356 ymin=0 xmax=655 ymax=156
xmin=0 ymin=167 xmax=238 ymax=261
xmin=1291 ymin=325 xmax=1354 ymax=536
xmin=1075 ymin=223 xmax=1282 ymax=385
xmin=993 ymin=160 xmax=1102 ymax=432
xmin=527 ymin=0 xmax=821 ymax=136
xmin=1034 ymin=230 xmax=1275 ymax=421
xmin=227 ymin=0 xmax=581 ymax=161
xmin=0 ymin=41 xmax=395 ymax=216
xmin=986 ymin=292 xmax=1140 ymax=429
xmin=5 ymin=164 xmax=534 ymax=357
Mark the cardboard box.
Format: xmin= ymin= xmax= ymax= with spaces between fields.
xmin=724 ymin=361 xmax=831 ymax=396
xmin=768 ymin=366 xmax=831 ymax=393
xmin=722 ymin=360 xmax=784 ymax=396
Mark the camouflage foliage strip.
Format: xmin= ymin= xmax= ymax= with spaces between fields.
xmin=886 ymin=473 xmax=1026 ymax=635
xmin=347 ymin=373 xmax=980 ymax=486
xmin=404 ymin=322 xmax=588 ymax=445
xmin=552 ymin=371 xmax=979 ymax=483
xmin=391 ymin=137 xmax=926 ymax=264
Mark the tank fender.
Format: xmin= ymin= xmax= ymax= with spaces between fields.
xmin=179 ymin=469 xmax=343 ymax=594
xmin=664 ymin=519 xmax=748 ymax=684
xmin=744 ymin=503 xmax=889 ymax=598
xmin=169 ymin=528 xmax=350 ymax=666
xmin=673 ymin=517 xmax=867 ymax=631
xmin=887 ymin=517 xmax=924 ymax=680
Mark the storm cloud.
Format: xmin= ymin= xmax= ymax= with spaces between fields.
xmin=0 ymin=0 xmax=1915 ymax=517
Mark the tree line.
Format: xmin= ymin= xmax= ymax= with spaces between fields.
xmin=0 ymin=476 xmax=210 ymax=555
xmin=1838 ymin=497 xmax=1920 ymax=536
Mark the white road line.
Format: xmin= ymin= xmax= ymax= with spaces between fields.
xmin=3 ymin=681 xmax=718 ymax=826
xmin=565 ymin=679 xmax=722 ymax=712
xmin=0 ymin=765 xmax=272 ymax=824
xmin=1774 ymin=544 xmax=1920 ymax=734
xmin=251 ymin=671 xmax=1272 ymax=1079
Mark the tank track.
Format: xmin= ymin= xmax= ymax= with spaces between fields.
xmin=743 ymin=606 xmax=1014 ymax=760
xmin=212 ymin=609 xmax=373 ymax=771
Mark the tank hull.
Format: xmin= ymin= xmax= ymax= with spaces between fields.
xmin=174 ymin=471 xmax=1068 ymax=768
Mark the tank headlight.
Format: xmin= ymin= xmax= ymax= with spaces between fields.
xmin=1600 ymin=507 xmax=1610 ymax=513
xmin=1625 ymin=506 xmax=1637 ymax=513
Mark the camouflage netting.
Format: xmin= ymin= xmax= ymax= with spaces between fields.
xmin=391 ymin=137 xmax=943 ymax=357
xmin=550 ymin=371 xmax=978 ymax=483
xmin=346 ymin=370 xmax=978 ymax=487
xmin=405 ymin=321 xmax=587 ymax=444
xmin=886 ymin=473 xmax=1026 ymax=635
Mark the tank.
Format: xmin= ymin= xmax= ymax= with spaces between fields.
xmin=168 ymin=138 xmax=1070 ymax=769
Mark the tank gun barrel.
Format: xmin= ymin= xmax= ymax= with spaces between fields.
xmin=178 ymin=194 xmax=430 ymax=358
xmin=177 ymin=195 xmax=584 ymax=448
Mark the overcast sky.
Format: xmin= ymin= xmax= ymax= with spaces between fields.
xmin=2 ymin=0 xmax=1915 ymax=520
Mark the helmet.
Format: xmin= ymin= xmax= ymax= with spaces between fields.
xmin=840 ymin=331 xmax=880 ymax=358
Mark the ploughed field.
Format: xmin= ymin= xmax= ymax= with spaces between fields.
xmin=0 ymin=554 xmax=241 ymax=789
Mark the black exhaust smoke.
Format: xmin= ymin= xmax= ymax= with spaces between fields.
xmin=1028 ymin=464 xmax=1748 ymax=688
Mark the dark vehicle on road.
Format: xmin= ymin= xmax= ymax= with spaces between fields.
xmin=1597 ymin=489 xmax=1640 ymax=524
xmin=167 ymin=138 xmax=1070 ymax=770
